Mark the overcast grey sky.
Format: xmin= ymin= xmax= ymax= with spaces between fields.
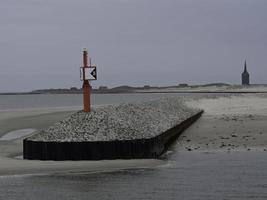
xmin=0 ymin=0 xmax=267 ymax=92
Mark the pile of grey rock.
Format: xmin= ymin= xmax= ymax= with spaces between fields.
xmin=28 ymin=97 xmax=200 ymax=142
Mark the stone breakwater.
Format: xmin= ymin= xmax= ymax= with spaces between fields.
xmin=28 ymin=97 xmax=201 ymax=142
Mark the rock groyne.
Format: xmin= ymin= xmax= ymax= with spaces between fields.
xmin=24 ymin=98 xmax=203 ymax=160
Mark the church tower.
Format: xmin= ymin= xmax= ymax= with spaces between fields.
xmin=242 ymin=60 xmax=250 ymax=85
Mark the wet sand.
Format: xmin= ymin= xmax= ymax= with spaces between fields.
xmin=0 ymin=108 xmax=79 ymax=137
xmin=179 ymin=94 xmax=267 ymax=152
xmin=178 ymin=115 xmax=267 ymax=152
xmin=0 ymin=155 xmax=165 ymax=176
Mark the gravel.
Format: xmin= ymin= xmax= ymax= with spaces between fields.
xmin=28 ymin=97 xmax=201 ymax=142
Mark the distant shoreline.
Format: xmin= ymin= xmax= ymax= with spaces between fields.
xmin=1 ymin=83 xmax=267 ymax=95
xmin=1 ymin=91 xmax=267 ymax=95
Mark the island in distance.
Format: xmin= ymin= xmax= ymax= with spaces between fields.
xmin=2 ymin=83 xmax=267 ymax=95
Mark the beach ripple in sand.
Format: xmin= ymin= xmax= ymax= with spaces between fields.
xmin=0 ymin=128 xmax=36 ymax=141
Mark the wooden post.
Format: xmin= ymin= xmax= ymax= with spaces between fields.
xmin=82 ymin=49 xmax=90 ymax=112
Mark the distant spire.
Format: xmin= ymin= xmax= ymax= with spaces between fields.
xmin=244 ymin=60 xmax=247 ymax=73
xmin=242 ymin=59 xmax=250 ymax=85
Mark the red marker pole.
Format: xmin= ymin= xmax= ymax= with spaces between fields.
xmin=82 ymin=49 xmax=91 ymax=112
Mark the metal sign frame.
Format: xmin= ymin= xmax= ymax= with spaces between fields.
xmin=80 ymin=66 xmax=97 ymax=81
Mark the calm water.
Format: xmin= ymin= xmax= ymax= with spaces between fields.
xmin=0 ymin=93 xmax=218 ymax=110
xmin=0 ymin=94 xmax=266 ymax=200
xmin=1 ymin=151 xmax=267 ymax=200
xmin=0 ymin=93 xmax=185 ymax=110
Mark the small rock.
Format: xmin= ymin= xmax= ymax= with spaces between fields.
xmin=231 ymin=134 xmax=237 ymax=138
xmin=220 ymin=137 xmax=230 ymax=139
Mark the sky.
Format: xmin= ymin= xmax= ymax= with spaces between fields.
xmin=0 ymin=0 xmax=267 ymax=92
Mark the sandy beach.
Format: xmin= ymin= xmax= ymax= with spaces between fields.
xmin=0 ymin=94 xmax=267 ymax=176
xmin=179 ymin=94 xmax=267 ymax=152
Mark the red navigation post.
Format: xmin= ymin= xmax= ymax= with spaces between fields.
xmin=82 ymin=49 xmax=90 ymax=112
xmin=80 ymin=48 xmax=97 ymax=112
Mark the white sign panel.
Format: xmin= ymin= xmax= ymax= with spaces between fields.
xmin=80 ymin=66 xmax=97 ymax=81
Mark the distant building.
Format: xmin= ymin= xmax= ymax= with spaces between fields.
xmin=98 ymin=86 xmax=108 ymax=90
xmin=178 ymin=83 xmax=188 ymax=87
xmin=143 ymin=85 xmax=150 ymax=89
xmin=70 ymin=87 xmax=78 ymax=91
xmin=242 ymin=60 xmax=250 ymax=85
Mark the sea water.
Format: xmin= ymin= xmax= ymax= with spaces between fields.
xmin=0 ymin=151 xmax=267 ymax=200
xmin=0 ymin=93 xmax=199 ymax=111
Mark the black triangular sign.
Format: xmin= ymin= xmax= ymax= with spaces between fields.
xmin=90 ymin=68 xmax=96 ymax=78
